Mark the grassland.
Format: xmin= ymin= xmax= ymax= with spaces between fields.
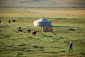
xmin=0 ymin=0 xmax=85 ymax=8
xmin=0 ymin=8 xmax=85 ymax=57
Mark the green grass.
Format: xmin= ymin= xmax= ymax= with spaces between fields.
xmin=0 ymin=22 xmax=85 ymax=57
xmin=0 ymin=8 xmax=85 ymax=57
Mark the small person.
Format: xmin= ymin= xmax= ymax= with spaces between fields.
xmin=68 ymin=41 xmax=73 ymax=52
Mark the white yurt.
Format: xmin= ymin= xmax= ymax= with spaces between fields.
xmin=34 ymin=18 xmax=53 ymax=32
xmin=34 ymin=18 xmax=52 ymax=27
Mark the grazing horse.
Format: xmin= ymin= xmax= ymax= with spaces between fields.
xmin=18 ymin=27 xmax=22 ymax=32
xmin=68 ymin=28 xmax=75 ymax=31
xmin=9 ymin=20 xmax=11 ymax=23
xmin=12 ymin=20 xmax=15 ymax=22
xmin=28 ymin=30 xmax=31 ymax=33
xmin=19 ymin=27 xmax=21 ymax=29
xmin=32 ymin=31 xmax=36 ymax=35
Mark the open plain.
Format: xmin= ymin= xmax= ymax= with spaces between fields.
xmin=0 ymin=7 xmax=85 ymax=57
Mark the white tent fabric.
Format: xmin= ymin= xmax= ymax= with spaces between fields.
xmin=34 ymin=18 xmax=52 ymax=26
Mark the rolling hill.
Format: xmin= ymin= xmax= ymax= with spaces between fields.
xmin=0 ymin=0 xmax=85 ymax=8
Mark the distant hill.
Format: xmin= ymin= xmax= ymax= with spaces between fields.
xmin=0 ymin=0 xmax=85 ymax=8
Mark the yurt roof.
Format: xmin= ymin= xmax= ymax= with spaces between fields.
xmin=34 ymin=18 xmax=51 ymax=22
xmin=34 ymin=18 xmax=52 ymax=27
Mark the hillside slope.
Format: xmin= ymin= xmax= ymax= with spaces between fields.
xmin=0 ymin=0 xmax=85 ymax=8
